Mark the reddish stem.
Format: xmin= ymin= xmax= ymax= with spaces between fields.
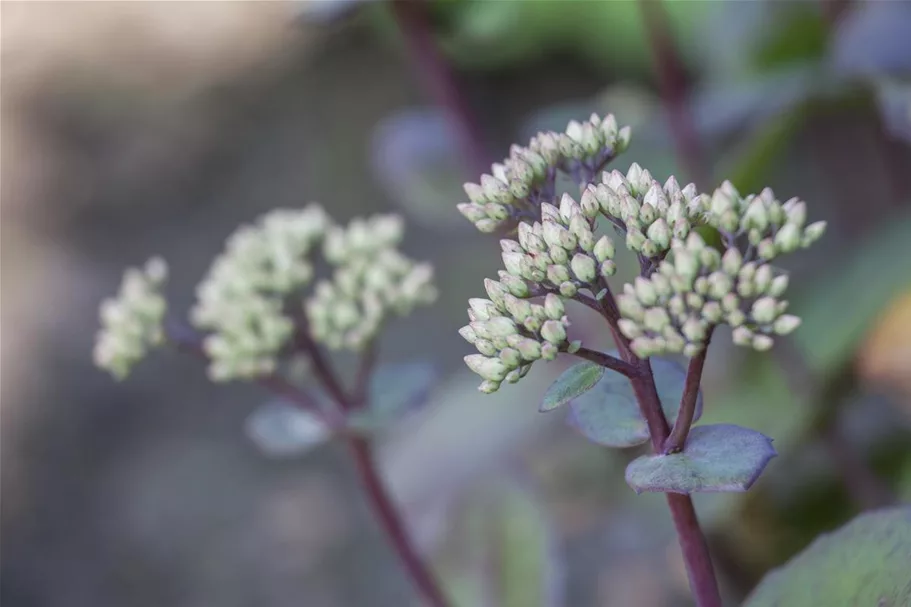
xmin=347 ymin=436 xmax=450 ymax=607
xmin=390 ymin=0 xmax=489 ymax=175
xmin=664 ymin=330 xmax=713 ymax=454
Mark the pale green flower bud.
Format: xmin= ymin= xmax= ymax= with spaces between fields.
xmin=464 ymin=354 xmax=508 ymax=382
xmin=600 ymin=260 xmax=617 ymax=278
xmin=500 ymin=348 xmax=522 ymax=369
xmin=544 ymin=293 xmax=565 ymax=320
xmin=478 ymin=380 xmax=501 ymax=394
xmin=571 ymin=254 xmax=597 ymax=283
xmin=523 ymin=315 xmax=542 ymax=333
xmin=737 ymin=279 xmax=755 ymax=298
xmin=516 ymin=338 xmax=542 ymax=361
xmin=616 ymin=126 xmax=632 ymax=153
xmin=484 ymin=279 xmax=508 ymax=307
xmin=517 ymin=223 xmax=544 ymax=252
xmin=547 ymin=264 xmax=570 ymax=285
xmin=542 ymin=221 xmax=568 ymax=250
xmin=475 ymin=219 xmax=500 ymax=233
xmin=752 ymin=335 xmax=774 ymax=351
xmin=481 ymin=174 xmax=511 ymax=205
xmin=684 ymin=343 xmax=704 ymax=357
xmin=459 ymin=325 xmax=478 ymax=344
xmin=738 ymin=262 xmax=756 ymax=283
xmin=721 ymin=293 xmax=739 ymax=313
xmin=640 ymin=202 xmax=657 ymax=225
xmin=601 ymin=113 xmax=618 ymax=139
xmin=742 ymin=198 xmax=769 ymax=231
xmin=634 ymin=277 xmax=658 ymax=306
xmin=617 ymin=295 xmax=645 ymax=322
xmin=504 ymin=294 xmax=533 ymax=323
xmin=566 ymin=340 xmax=582 ymax=354
xmin=664 ymin=176 xmax=681 ymax=199
xmin=499 ymin=273 xmax=530 ymax=297
xmin=722 ymin=248 xmax=742 ymax=276
xmin=468 ymin=298 xmax=497 ymax=321
xmin=550 ymin=245 xmax=569 ymax=266
xmin=732 ymin=327 xmax=753 ymax=346
xmin=693 ymin=276 xmax=709 ymax=296
xmin=702 ymin=302 xmax=723 ymax=323
xmin=751 ymin=297 xmax=779 ymax=324
xmin=802 ymin=221 xmax=826 ymax=247
xmin=644 ymin=308 xmax=671 ymax=332
xmin=769 ymin=274 xmax=789 ymax=297
xmin=569 ymin=214 xmax=591 ymax=241
xmin=668 ymin=295 xmax=686 ymax=317
xmin=773 ymin=314 xmax=801 ymax=335
xmin=457 ymin=203 xmax=488 ymax=223
xmin=618 ymin=318 xmax=642 ymax=339
xmin=774 ymin=223 xmax=801 ymax=253
xmin=720 ymin=209 xmax=740 ymax=233
xmin=641 ymin=240 xmax=659 ymax=258
xmin=471 ymin=316 xmax=517 ymax=340
xmin=541 ymin=341 xmax=559 ymax=361
xmin=501 ymin=239 xmax=523 ymax=253
xmin=651 ymin=273 xmax=672 ymax=298
xmin=663 ymin=327 xmax=686 ymax=353
xmin=682 ymin=317 xmax=707 ymax=342
xmin=754 ymin=264 xmax=773 ymax=294
xmin=580 ymin=186 xmax=600 ymax=218
xmin=728 ymin=309 xmax=746 ymax=326
xmin=673 ymin=217 xmax=691 ymax=240
xmin=707 ymin=271 xmax=733 ymax=299
xmin=559 ymin=193 xmax=581 ymax=223
xmin=785 ymin=199 xmax=807 ymax=228
xmin=476 ymin=339 xmax=497 ymax=357
xmin=674 ymin=250 xmax=698 ymax=277
xmin=540 ymin=202 xmax=560 ymax=223
xmin=464 ymin=182 xmax=486 ymax=203
xmin=504 ymin=368 xmax=524 ymax=384
xmin=630 ymin=338 xmax=654 ymax=358
xmin=502 ymin=251 xmax=525 ymax=277
xmin=757 ymin=238 xmax=777 ymax=261
xmin=768 ymin=200 xmax=785 ymax=225
xmin=485 ymin=203 xmax=510 ymax=222
xmin=559 ymin=281 xmax=578 ymax=297
xmin=686 ymin=293 xmax=705 ymax=310
xmin=647 ymin=218 xmax=671 ymax=249
xmin=711 ymin=188 xmax=735 ymax=215
xmin=593 ymin=235 xmax=615 ymax=263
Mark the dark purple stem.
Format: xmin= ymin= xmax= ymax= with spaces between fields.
xmin=664 ymin=329 xmax=714 ymax=454
xmin=389 ymin=0 xmax=489 ymax=175
xmin=639 ymin=0 xmax=709 ymax=188
xmin=572 ymin=346 xmax=642 ymax=378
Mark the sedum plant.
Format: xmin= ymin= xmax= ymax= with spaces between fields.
xmin=458 ymin=113 xmax=826 ymax=607
xmin=93 ymin=205 xmax=450 ymax=606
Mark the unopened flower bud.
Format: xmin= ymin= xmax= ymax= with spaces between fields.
xmin=580 ymin=186 xmax=600 ymax=218
xmin=616 ymin=126 xmax=632 ymax=152
xmin=743 ymin=198 xmax=769 ymax=231
xmin=754 ymin=264 xmax=773 ymax=294
xmin=769 ymin=274 xmax=789 ymax=297
xmin=478 ymin=380 xmax=500 ymax=393
xmin=774 ymin=223 xmax=801 ymax=253
xmin=600 ymin=260 xmax=617 ymax=278
xmin=618 ymin=319 xmax=642 ymax=339
xmin=499 ymin=273 xmax=530 ymax=297
xmin=476 ymin=339 xmax=497 ymax=357
xmin=802 ymin=221 xmax=826 ymax=247
xmin=540 ymin=320 xmax=567 ymax=344
xmin=773 ymin=314 xmax=801 ymax=335
xmin=751 ymin=297 xmax=779 ymax=324
xmin=758 ymin=238 xmax=777 ymax=260
xmin=722 ymin=248 xmax=742 ymax=276
xmin=500 ymin=348 xmax=522 ymax=368
xmin=634 ymin=277 xmax=658 ymax=306
xmin=544 ymin=293 xmax=565 ymax=320
xmin=517 ymin=338 xmax=543 ymax=360
xmin=458 ymin=203 xmax=488 ymax=222
xmin=643 ymin=308 xmax=671 ymax=332
xmin=720 ymin=209 xmax=740 ymax=233
xmin=752 ymin=335 xmax=774 ymax=351
xmin=459 ymin=325 xmax=478 ymax=344
xmin=541 ymin=342 xmax=559 ymax=361
xmin=571 ymin=254 xmax=597 ymax=283
xmin=617 ymin=295 xmax=645 ymax=322
xmin=484 ymin=279 xmax=508 ymax=307
xmin=732 ymin=327 xmax=753 ymax=346
xmin=682 ymin=317 xmax=707 ymax=342
xmin=702 ymin=302 xmax=723 ymax=323
xmin=647 ymin=218 xmax=671 ymax=249
xmin=464 ymin=354 xmax=509 ymax=382
xmin=707 ymin=272 xmax=733 ymax=299
xmin=785 ymin=200 xmax=807 ymax=228
xmin=559 ymin=281 xmax=578 ymax=297
xmin=502 ymin=251 xmax=525 ymax=277
xmin=673 ymin=217 xmax=691 ymax=240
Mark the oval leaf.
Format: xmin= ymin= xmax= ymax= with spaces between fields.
xmin=348 ymin=362 xmax=438 ymax=432
xmin=245 ymin=401 xmax=330 ymax=458
xmin=625 ymin=424 xmax=776 ymax=494
xmin=540 ymin=362 xmax=605 ymax=412
xmin=565 ymin=356 xmax=702 ymax=447
xmin=744 ymin=507 xmax=911 ymax=607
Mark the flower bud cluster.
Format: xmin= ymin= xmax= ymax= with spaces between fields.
xmin=306 ymin=214 xmax=437 ymax=351
xmin=191 ymin=206 xmax=330 ymax=381
xmin=591 ymin=163 xmax=704 ymax=258
xmin=458 ymin=113 xmax=631 ymax=233
xmin=616 ymin=233 xmax=802 ymax=357
xmin=704 ymin=181 xmax=826 ymax=259
xmin=460 ymin=192 xmax=616 ymax=392
xmin=93 ymin=257 xmax=169 ymax=380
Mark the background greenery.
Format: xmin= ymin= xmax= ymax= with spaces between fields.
xmin=2 ymin=1 xmax=909 ymax=605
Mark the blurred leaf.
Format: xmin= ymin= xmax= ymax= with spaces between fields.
xmin=830 ymin=1 xmax=911 ymax=78
xmin=752 ymin=5 xmax=829 ymax=71
xmin=744 ymin=507 xmax=911 ymax=606
xmin=791 ymin=211 xmax=911 ymax=379
xmin=723 ymin=108 xmax=806 ymax=195
xmin=873 ymin=79 xmax=911 ymax=143
xmin=625 ymin=424 xmax=776 ymax=494
xmin=245 ymin=401 xmax=331 ymax=458
xmin=370 ymin=109 xmax=468 ymax=228
xmin=349 ymin=361 xmax=438 ymax=432
xmin=443 ymin=482 xmax=563 ymax=607
xmin=564 ymin=356 xmax=702 ymax=448
xmin=539 ymin=362 xmax=604 ymax=412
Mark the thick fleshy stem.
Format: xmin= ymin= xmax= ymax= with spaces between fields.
xmin=664 ymin=328 xmax=714 ymax=454
xmin=572 ymin=346 xmax=642 ymax=378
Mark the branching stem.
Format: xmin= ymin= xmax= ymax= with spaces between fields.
xmin=571 ymin=346 xmax=642 ymax=378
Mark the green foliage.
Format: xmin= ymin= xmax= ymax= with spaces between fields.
xmin=563 ymin=357 xmax=701 ymax=448
xmin=625 ymin=424 xmax=776 ymax=494
xmin=744 ymin=507 xmax=911 ymax=606
xmin=539 ymin=362 xmax=604 ymax=412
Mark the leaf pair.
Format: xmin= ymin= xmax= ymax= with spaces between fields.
xmin=541 ymin=357 xmax=776 ymax=494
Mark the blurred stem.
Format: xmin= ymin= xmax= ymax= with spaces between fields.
xmin=389 ymin=0 xmax=489 ymax=175
xmin=347 ymin=436 xmax=452 ymax=607
xmin=664 ymin=329 xmax=714 ymax=454
xmin=638 ymin=0 xmax=709 ymax=189
xmin=169 ymin=320 xmax=449 ymax=606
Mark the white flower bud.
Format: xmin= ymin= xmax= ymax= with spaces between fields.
xmin=544 ymin=293 xmax=565 ymax=320
xmin=600 ymin=260 xmax=617 ymax=278
xmin=742 ymin=198 xmax=769 ymax=231
xmin=773 ymin=314 xmax=801 ymax=335
xmin=751 ymin=297 xmax=779 ymax=324
xmin=459 ymin=325 xmax=478 ymax=344
xmin=627 ymin=229 xmax=646 ymax=252
xmin=785 ymin=200 xmax=807 ymax=228
xmin=464 ymin=182 xmax=486 ymax=203
xmin=732 ymin=327 xmax=754 ymax=346
xmin=758 ymin=238 xmax=777 ymax=260
xmin=682 ymin=317 xmax=707 ymax=342
xmin=722 ymin=248 xmax=743 ymax=276
xmin=754 ymin=264 xmax=773 ymax=294
xmin=580 ymin=186 xmax=600 ymax=218
xmin=500 ymin=273 xmax=530 ymax=297
xmin=616 ymin=126 xmax=632 ymax=152
xmin=674 ymin=250 xmax=698 ymax=278
xmin=643 ymin=308 xmax=671 ymax=332
xmin=752 ymin=335 xmax=774 ymax=351
xmin=502 ymin=251 xmax=526 ymax=277
xmin=540 ymin=320 xmax=567 ymax=344
xmin=476 ymin=339 xmax=497 ymax=357
xmin=802 ymin=221 xmax=826 ymax=247
xmin=634 ymin=277 xmax=658 ymax=306
xmin=593 ymin=235 xmax=615 ymax=263
xmin=618 ymin=318 xmax=642 ymax=339
xmin=647 ymin=218 xmax=671 ymax=249
xmin=560 ymin=281 xmax=578 ymax=297
xmin=769 ymin=274 xmax=789 ymax=297
xmin=774 ymin=223 xmax=801 ymax=253
xmin=711 ymin=188 xmax=735 ymax=215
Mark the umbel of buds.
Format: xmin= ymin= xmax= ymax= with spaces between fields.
xmin=94 ymin=206 xmax=437 ymax=382
xmin=458 ymin=113 xmax=631 ymax=234
xmin=458 ymin=115 xmax=826 ymax=392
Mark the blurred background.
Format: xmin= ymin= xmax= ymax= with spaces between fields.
xmin=2 ymin=1 xmax=910 ymax=606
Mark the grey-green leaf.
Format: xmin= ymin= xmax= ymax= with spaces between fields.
xmin=625 ymin=424 xmax=776 ymax=494
xmin=744 ymin=507 xmax=911 ymax=607
xmin=245 ymin=401 xmax=331 ymax=458
xmin=540 ymin=362 xmax=605 ymax=412
xmin=348 ymin=361 xmax=438 ymax=432
xmin=565 ymin=356 xmax=702 ymax=447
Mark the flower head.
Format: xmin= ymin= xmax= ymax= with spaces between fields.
xmin=93 ymin=257 xmax=169 ymax=379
